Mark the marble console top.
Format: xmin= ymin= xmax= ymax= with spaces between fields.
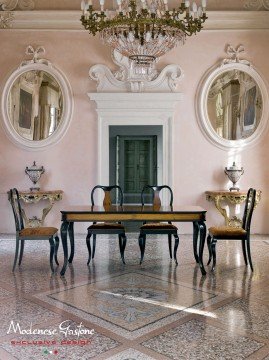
xmin=205 ymin=190 xmax=249 ymax=196
xmin=19 ymin=190 xmax=63 ymax=195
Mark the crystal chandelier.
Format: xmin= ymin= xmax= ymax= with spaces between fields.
xmin=81 ymin=0 xmax=207 ymax=80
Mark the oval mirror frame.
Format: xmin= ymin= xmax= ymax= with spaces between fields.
xmin=196 ymin=62 xmax=269 ymax=150
xmin=1 ymin=61 xmax=73 ymax=150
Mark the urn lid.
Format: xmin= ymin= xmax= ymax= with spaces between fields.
xmin=25 ymin=161 xmax=44 ymax=173
xmin=225 ymin=162 xmax=243 ymax=171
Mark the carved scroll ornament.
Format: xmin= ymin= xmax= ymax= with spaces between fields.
xmin=90 ymin=50 xmax=183 ymax=93
xmin=0 ymin=0 xmax=34 ymax=11
xmin=244 ymin=0 xmax=269 ymax=10
xmin=221 ymin=45 xmax=251 ymax=66
xmin=0 ymin=10 xmax=13 ymax=28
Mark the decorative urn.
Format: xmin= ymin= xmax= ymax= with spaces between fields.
xmin=224 ymin=162 xmax=244 ymax=191
xmin=25 ymin=161 xmax=45 ymax=191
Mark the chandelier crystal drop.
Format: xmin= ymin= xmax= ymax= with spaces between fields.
xmin=81 ymin=0 xmax=207 ymax=81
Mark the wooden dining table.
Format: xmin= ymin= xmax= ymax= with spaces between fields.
xmin=59 ymin=205 xmax=207 ymax=276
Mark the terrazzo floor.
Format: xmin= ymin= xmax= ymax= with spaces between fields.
xmin=0 ymin=233 xmax=269 ymax=359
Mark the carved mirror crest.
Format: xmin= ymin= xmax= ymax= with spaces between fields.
xmin=196 ymin=45 xmax=269 ymax=150
xmin=1 ymin=46 xmax=73 ymax=150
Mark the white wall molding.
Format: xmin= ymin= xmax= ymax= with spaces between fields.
xmin=5 ymin=10 xmax=83 ymax=30
xmin=89 ymin=93 xmax=183 ymax=110
xmin=2 ymin=10 xmax=269 ymax=31
xmin=205 ymin=11 xmax=269 ymax=30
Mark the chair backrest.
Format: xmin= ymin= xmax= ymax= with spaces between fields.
xmin=9 ymin=188 xmax=24 ymax=232
xmin=91 ymin=185 xmax=123 ymax=206
xmin=242 ymin=188 xmax=256 ymax=232
xmin=141 ymin=185 xmax=173 ymax=206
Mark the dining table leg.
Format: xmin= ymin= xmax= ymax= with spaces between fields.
xmin=68 ymin=222 xmax=74 ymax=263
xmin=198 ymin=221 xmax=207 ymax=275
xmin=192 ymin=221 xmax=199 ymax=263
xmin=60 ymin=221 xmax=69 ymax=276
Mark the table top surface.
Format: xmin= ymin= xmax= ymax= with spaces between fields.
xmin=61 ymin=205 xmax=206 ymax=214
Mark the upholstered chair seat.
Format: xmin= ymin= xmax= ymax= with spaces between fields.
xmin=88 ymin=222 xmax=125 ymax=229
xmin=207 ymin=188 xmax=256 ymax=272
xmin=9 ymin=188 xmax=59 ymax=272
xmin=86 ymin=185 xmax=127 ymax=264
xmin=140 ymin=222 xmax=178 ymax=230
xmin=19 ymin=227 xmax=58 ymax=238
xmin=138 ymin=185 xmax=179 ymax=265
xmin=208 ymin=226 xmax=247 ymax=238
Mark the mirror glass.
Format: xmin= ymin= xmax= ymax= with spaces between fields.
xmin=8 ymin=70 xmax=63 ymax=141
xmin=207 ymin=70 xmax=262 ymax=141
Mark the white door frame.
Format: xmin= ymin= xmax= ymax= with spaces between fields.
xmin=88 ymin=92 xmax=182 ymax=204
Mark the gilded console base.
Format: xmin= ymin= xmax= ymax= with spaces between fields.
xmin=18 ymin=190 xmax=63 ymax=227
xmin=205 ymin=190 xmax=261 ymax=227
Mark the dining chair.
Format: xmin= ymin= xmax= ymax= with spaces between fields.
xmin=138 ymin=185 xmax=179 ymax=265
xmin=86 ymin=185 xmax=127 ymax=265
xmin=207 ymin=188 xmax=256 ymax=271
xmin=9 ymin=188 xmax=59 ymax=272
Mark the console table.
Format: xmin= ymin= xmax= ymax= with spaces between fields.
xmin=16 ymin=190 xmax=63 ymax=227
xmin=205 ymin=190 xmax=261 ymax=227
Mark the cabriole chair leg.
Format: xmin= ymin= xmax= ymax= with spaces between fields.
xmin=246 ymin=237 xmax=253 ymax=271
xmin=168 ymin=234 xmax=172 ymax=259
xmin=173 ymin=233 xmax=179 ymax=265
xmin=118 ymin=235 xmax=126 ymax=264
xmin=139 ymin=234 xmax=146 ymax=264
xmin=241 ymin=239 xmax=248 ymax=266
xmin=193 ymin=221 xmax=199 ymax=263
xmin=118 ymin=235 xmax=123 ymax=263
xmin=92 ymin=234 xmax=96 ymax=259
xmin=49 ymin=237 xmax=55 ymax=273
xmin=13 ymin=239 xmax=20 ymax=272
xmin=211 ymin=238 xmax=217 ymax=272
xmin=18 ymin=239 xmax=25 ymax=266
xmin=54 ymin=236 xmax=60 ymax=266
xmin=86 ymin=233 xmax=92 ymax=265
xmin=120 ymin=234 xmax=127 ymax=264
xmin=207 ymin=234 xmax=212 ymax=265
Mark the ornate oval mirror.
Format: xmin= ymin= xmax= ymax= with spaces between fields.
xmin=197 ymin=45 xmax=269 ymax=150
xmin=1 ymin=46 xmax=73 ymax=150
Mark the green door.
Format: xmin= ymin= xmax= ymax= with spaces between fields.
xmin=117 ymin=136 xmax=157 ymax=203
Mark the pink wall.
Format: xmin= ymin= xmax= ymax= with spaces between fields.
xmin=0 ymin=30 xmax=268 ymax=234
